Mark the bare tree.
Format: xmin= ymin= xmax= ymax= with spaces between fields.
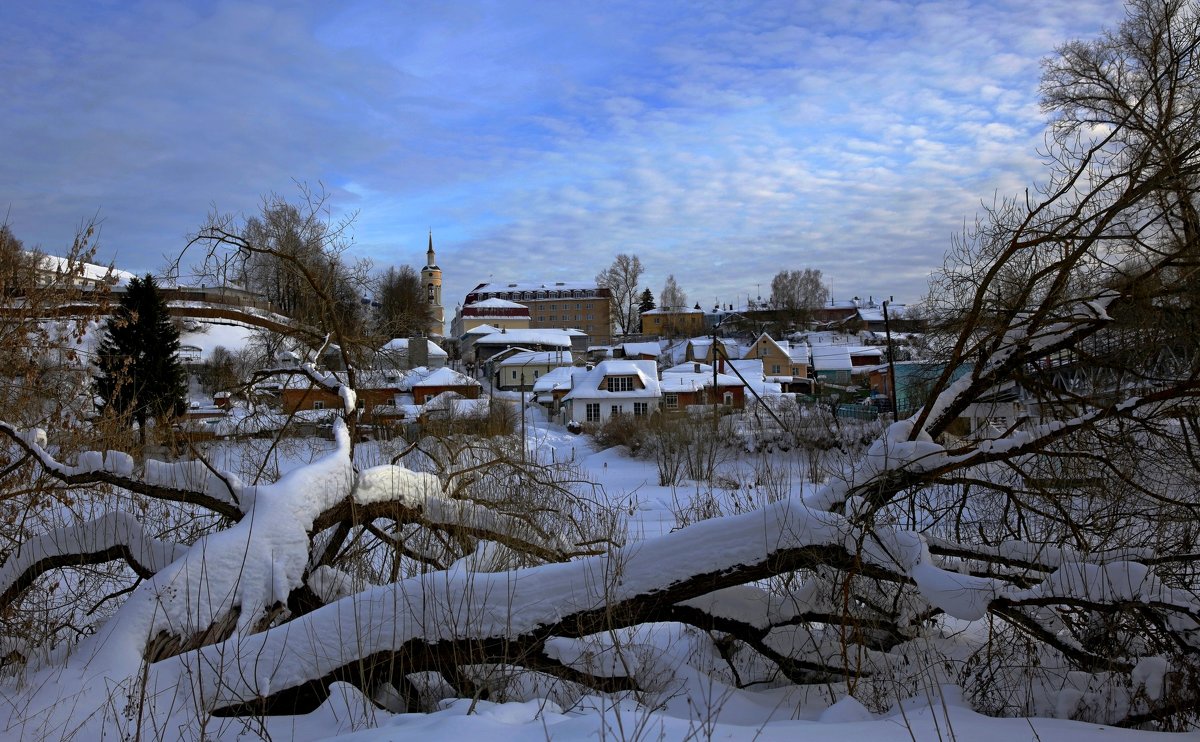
xmin=659 ymin=273 xmax=687 ymax=310
xmin=595 ymin=253 xmax=644 ymax=336
xmin=769 ymin=268 xmax=830 ymax=330
xmin=374 ymin=264 xmax=433 ymax=340
xmin=185 ymin=184 xmax=374 ymax=369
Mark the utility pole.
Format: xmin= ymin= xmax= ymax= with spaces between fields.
xmin=883 ymin=300 xmax=899 ymax=419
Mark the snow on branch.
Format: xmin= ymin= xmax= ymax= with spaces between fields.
xmin=68 ymin=420 xmax=357 ymax=677
xmin=0 ymin=511 xmax=188 ymax=609
xmin=0 ymin=422 xmax=245 ymax=519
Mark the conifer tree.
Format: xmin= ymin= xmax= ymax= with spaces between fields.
xmin=94 ymin=274 xmax=186 ymax=444
xmin=637 ymin=287 xmax=655 ymax=314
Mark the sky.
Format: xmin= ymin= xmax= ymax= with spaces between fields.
xmin=2 ymin=0 xmax=1130 ymax=321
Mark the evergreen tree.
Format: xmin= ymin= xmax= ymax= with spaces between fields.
xmin=637 ymin=287 xmax=655 ymax=314
xmin=94 ymin=274 xmax=187 ymax=444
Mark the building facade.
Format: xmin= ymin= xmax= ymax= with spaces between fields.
xmin=463 ymin=281 xmax=613 ymax=340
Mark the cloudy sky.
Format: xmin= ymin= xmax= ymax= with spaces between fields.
xmin=3 ymin=0 xmax=1128 ymax=319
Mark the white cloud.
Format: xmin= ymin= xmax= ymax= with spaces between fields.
xmin=1 ymin=0 xmax=1130 ymax=317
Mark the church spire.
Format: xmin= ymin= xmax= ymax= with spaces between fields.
xmin=426 ymin=230 xmax=436 ymax=268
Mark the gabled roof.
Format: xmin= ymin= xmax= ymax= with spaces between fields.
xmin=531 ymin=365 xmax=575 ymax=394
xmin=411 ymin=367 xmax=480 ymax=388
xmin=462 ymin=324 xmax=503 ymax=336
xmin=380 ymin=337 xmax=449 ymax=357
xmin=465 ymin=297 xmax=528 ymax=310
xmin=562 ymin=359 xmax=661 ymax=401
xmin=687 ymin=336 xmax=741 ymax=355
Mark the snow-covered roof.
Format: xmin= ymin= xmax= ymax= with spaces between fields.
xmin=563 ymin=359 xmax=661 ymax=401
xmin=462 ymin=324 xmax=503 ymax=336
xmin=848 ymin=345 xmax=884 ymax=359
xmin=787 ymin=342 xmax=809 ymax=364
xmin=464 ymin=298 xmax=529 ymax=310
xmin=728 ymin=359 xmax=765 ymax=378
xmin=688 ymin=337 xmax=740 ymax=353
xmin=641 ymin=306 xmax=702 ymax=315
xmin=475 ymin=329 xmax=578 ymax=347
xmin=380 ymin=337 xmax=449 ymax=357
xmin=810 ymin=344 xmax=853 ymax=371
xmin=496 ymin=350 xmax=575 ymax=367
xmin=531 ymin=365 xmax=575 ymax=393
xmin=412 ymin=367 xmax=480 ymax=388
xmin=857 ymin=304 xmax=907 ymax=323
xmin=36 ymin=253 xmax=136 ymax=285
xmin=421 ymin=392 xmax=492 ymax=417
xmin=659 ymin=369 xmax=743 ymax=392
xmin=620 ymin=341 xmax=662 ymax=357
xmin=281 ymin=369 xmax=408 ymax=390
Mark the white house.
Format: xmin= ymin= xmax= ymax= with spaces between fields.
xmin=561 ymin=359 xmax=661 ymax=424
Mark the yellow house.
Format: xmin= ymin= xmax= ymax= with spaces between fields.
xmin=640 ymin=306 xmax=705 ymax=337
xmin=744 ymin=333 xmax=809 ymax=380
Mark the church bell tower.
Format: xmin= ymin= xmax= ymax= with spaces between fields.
xmin=421 ymin=231 xmax=444 ymax=337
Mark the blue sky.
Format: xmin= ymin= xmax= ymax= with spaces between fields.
xmin=2 ymin=0 xmax=1128 ymax=316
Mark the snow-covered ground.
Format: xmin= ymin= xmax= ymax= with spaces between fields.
xmin=2 ymin=408 xmax=1196 ymax=740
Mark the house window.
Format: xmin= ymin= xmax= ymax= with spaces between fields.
xmin=533 ymin=370 xmax=539 ymax=378
xmin=664 ymin=393 xmax=678 ymax=410
xmin=771 ymin=364 xmax=781 ymax=374
xmin=550 ymin=304 xmax=556 ymax=310
xmin=634 ymin=402 xmax=648 ymax=417
xmin=313 ymin=400 xmax=325 ymax=410
xmin=586 ymin=403 xmax=601 ymax=422
xmin=512 ymin=370 xmax=518 ymax=380
xmin=792 ymin=366 xmax=799 ymax=376
xmin=586 ymin=303 xmax=593 ymax=309
xmin=576 ymin=303 xmax=582 ymax=309
xmin=723 ymin=392 xmax=734 ymax=407
xmin=549 ymin=315 xmax=557 ymax=321
xmin=611 ymin=404 xmax=621 ymax=417
xmin=607 ymin=376 xmax=634 ymax=392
